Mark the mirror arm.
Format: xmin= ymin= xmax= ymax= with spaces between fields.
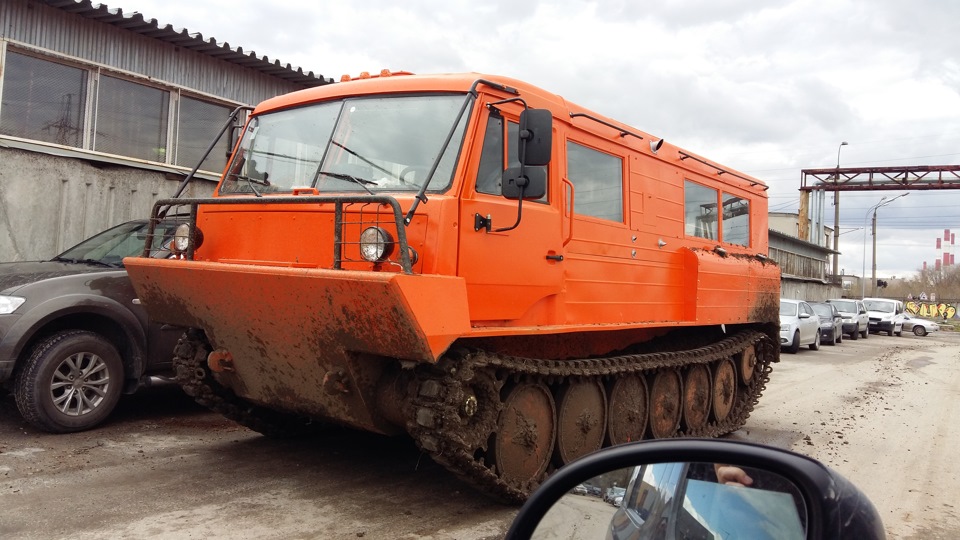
xmin=493 ymin=183 xmax=526 ymax=233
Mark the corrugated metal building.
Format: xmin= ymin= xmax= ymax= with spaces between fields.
xmin=0 ymin=0 xmax=332 ymax=259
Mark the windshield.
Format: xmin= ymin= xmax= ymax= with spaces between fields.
xmin=811 ymin=304 xmax=833 ymax=318
xmin=219 ymin=94 xmax=469 ymax=195
xmin=829 ymin=300 xmax=857 ymax=313
xmin=864 ymin=300 xmax=896 ymax=313
xmin=56 ymin=221 xmax=178 ymax=267
xmin=779 ymin=302 xmax=798 ymax=316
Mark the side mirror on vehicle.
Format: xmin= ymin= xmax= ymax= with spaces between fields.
xmin=502 ymin=166 xmax=547 ymax=200
xmin=518 ymin=108 xmax=552 ymax=166
xmin=505 ymin=439 xmax=885 ymax=540
xmin=799 ymin=313 xmax=810 ymax=319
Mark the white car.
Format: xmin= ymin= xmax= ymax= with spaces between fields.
xmin=779 ymin=299 xmax=821 ymax=353
xmin=863 ymin=298 xmax=905 ymax=336
xmin=826 ymin=298 xmax=869 ymax=340
xmin=900 ymin=315 xmax=940 ymax=336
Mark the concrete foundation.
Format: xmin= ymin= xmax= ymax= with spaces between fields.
xmin=0 ymin=147 xmax=215 ymax=261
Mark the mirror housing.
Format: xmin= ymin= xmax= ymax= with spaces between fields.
xmin=502 ymin=166 xmax=547 ymax=200
xmin=518 ymin=108 xmax=552 ymax=166
xmin=505 ymin=439 xmax=885 ymax=540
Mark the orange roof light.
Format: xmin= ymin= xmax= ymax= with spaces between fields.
xmin=339 ymin=70 xmax=415 ymax=82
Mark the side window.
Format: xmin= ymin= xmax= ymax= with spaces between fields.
xmin=684 ymin=180 xmax=718 ymax=240
xmin=476 ymin=114 xmax=547 ymax=201
xmin=476 ymin=114 xmax=504 ymax=195
xmin=566 ymin=141 xmax=624 ymax=221
xmin=721 ymin=193 xmax=750 ymax=247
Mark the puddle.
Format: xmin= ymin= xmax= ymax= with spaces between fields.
xmin=907 ymin=356 xmax=934 ymax=369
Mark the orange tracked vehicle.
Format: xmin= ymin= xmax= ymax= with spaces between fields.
xmin=124 ymin=71 xmax=780 ymax=503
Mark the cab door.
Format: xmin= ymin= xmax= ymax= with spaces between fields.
xmin=457 ymin=105 xmax=563 ymax=324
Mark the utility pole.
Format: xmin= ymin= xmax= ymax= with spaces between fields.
xmin=871 ymin=211 xmax=878 ymax=297
xmin=832 ymin=141 xmax=847 ymax=280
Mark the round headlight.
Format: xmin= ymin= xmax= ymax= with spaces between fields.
xmin=173 ymin=223 xmax=203 ymax=254
xmin=359 ymin=227 xmax=394 ymax=263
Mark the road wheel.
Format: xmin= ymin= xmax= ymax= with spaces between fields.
xmin=836 ymin=329 xmax=842 ymax=344
xmin=606 ymin=375 xmax=648 ymax=446
xmin=681 ymin=364 xmax=711 ymax=432
xmin=862 ymin=326 xmax=869 ymax=339
xmin=554 ymin=380 xmax=606 ymax=465
xmin=14 ymin=330 xmax=124 ymax=433
xmin=849 ymin=325 xmax=859 ymax=341
xmin=787 ymin=331 xmax=800 ymax=354
xmin=491 ymin=382 xmax=556 ymax=491
xmin=649 ymin=370 xmax=682 ymax=438
xmin=887 ymin=327 xmax=894 ymax=336
xmin=894 ymin=330 xmax=902 ymax=337
xmin=826 ymin=331 xmax=836 ymax=346
xmin=809 ymin=332 xmax=820 ymax=351
xmin=913 ymin=326 xmax=927 ymax=337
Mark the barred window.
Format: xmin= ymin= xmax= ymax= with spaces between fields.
xmin=95 ymin=75 xmax=170 ymax=162
xmin=0 ymin=51 xmax=87 ymax=147
xmin=0 ymin=47 xmax=238 ymax=174
xmin=176 ymin=96 xmax=233 ymax=172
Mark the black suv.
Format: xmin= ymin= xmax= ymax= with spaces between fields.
xmin=0 ymin=220 xmax=182 ymax=432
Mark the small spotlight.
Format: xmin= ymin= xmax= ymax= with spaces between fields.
xmin=650 ymin=139 xmax=664 ymax=153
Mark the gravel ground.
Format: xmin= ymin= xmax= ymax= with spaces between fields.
xmin=1 ymin=330 xmax=958 ymax=539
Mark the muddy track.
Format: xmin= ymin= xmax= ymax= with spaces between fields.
xmin=171 ymin=326 xmax=774 ymax=504
xmin=406 ymin=328 xmax=776 ymax=504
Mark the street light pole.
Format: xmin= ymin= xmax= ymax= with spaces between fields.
xmin=832 ymin=141 xmax=848 ymax=280
xmin=861 ymin=193 xmax=908 ymax=297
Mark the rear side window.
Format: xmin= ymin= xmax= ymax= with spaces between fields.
xmin=721 ymin=193 xmax=750 ymax=246
xmin=566 ymin=141 xmax=623 ymax=221
xmin=684 ymin=181 xmax=718 ymax=240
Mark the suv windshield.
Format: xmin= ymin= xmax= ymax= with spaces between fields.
xmin=864 ymin=300 xmax=896 ymax=313
xmin=219 ymin=94 xmax=469 ymax=195
xmin=811 ymin=304 xmax=833 ymax=318
xmin=55 ymin=221 xmax=178 ymax=267
xmin=829 ymin=300 xmax=858 ymax=313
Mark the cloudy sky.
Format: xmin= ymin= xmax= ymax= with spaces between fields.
xmin=121 ymin=0 xmax=960 ymax=279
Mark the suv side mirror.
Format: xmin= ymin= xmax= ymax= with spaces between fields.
xmin=518 ymin=108 xmax=552 ymax=166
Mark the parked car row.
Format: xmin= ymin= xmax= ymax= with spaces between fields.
xmin=779 ymin=296 xmax=940 ymax=354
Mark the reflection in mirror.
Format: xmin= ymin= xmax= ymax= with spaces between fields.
xmin=532 ymin=462 xmax=806 ymax=540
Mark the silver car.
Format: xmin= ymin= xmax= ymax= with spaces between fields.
xmin=779 ymin=299 xmax=821 ymax=353
xmin=900 ymin=315 xmax=940 ymax=337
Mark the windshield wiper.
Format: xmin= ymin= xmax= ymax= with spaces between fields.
xmin=226 ymin=172 xmax=271 ymax=197
xmin=315 ymin=171 xmax=377 ymax=194
xmin=51 ymin=256 xmax=115 ymax=268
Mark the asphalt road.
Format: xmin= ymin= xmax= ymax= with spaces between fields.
xmin=1 ymin=330 xmax=958 ymax=539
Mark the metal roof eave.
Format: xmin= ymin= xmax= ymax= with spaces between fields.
xmin=40 ymin=0 xmax=334 ymax=87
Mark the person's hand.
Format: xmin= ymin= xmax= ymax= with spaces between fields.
xmin=715 ymin=465 xmax=754 ymax=487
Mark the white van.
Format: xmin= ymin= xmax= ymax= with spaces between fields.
xmin=862 ymin=298 xmax=905 ymax=336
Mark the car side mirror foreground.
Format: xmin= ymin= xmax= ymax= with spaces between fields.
xmin=505 ymin=439 xmax=885 ymax=540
